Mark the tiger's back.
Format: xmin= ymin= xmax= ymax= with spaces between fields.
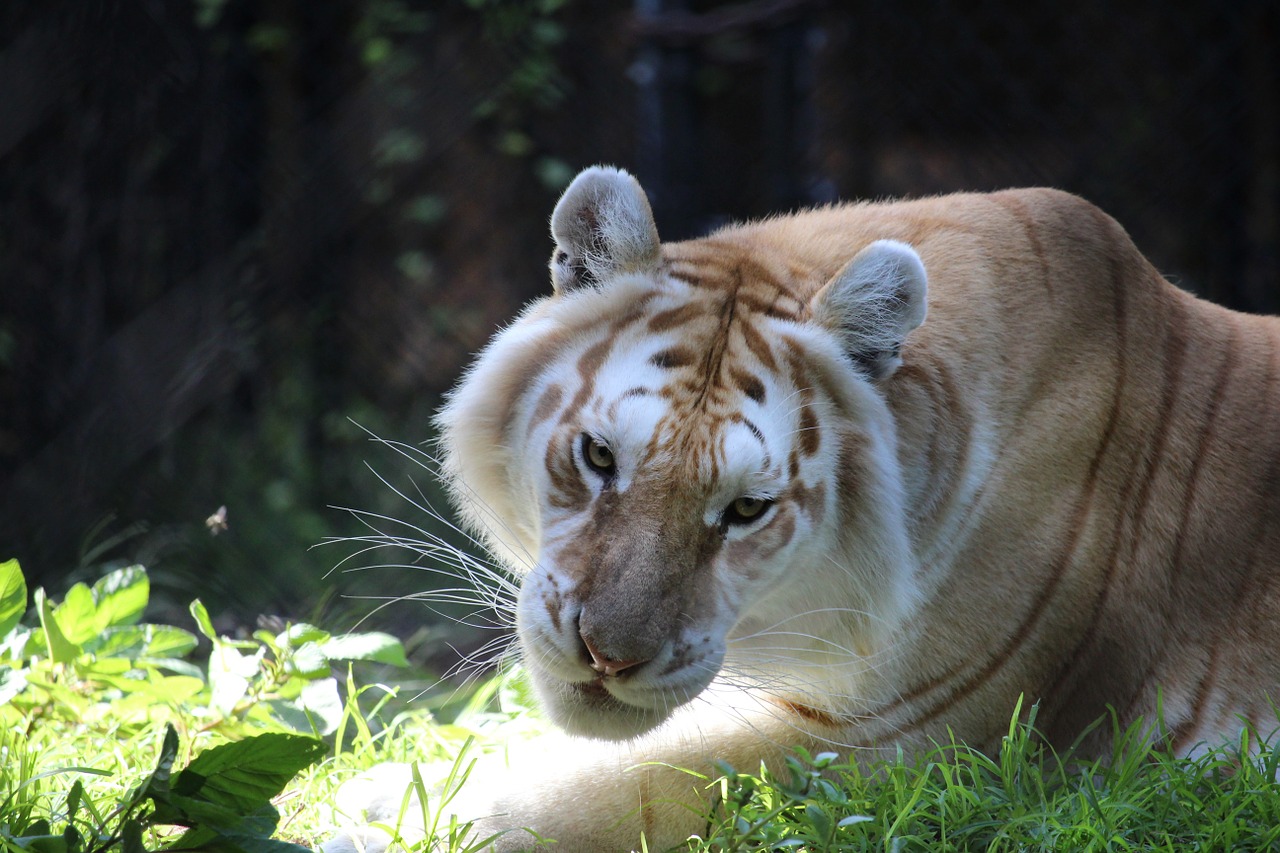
xmin=746 ymin=187 xmax=1280 ymax=753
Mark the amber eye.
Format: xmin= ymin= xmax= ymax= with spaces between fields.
xmin=581 ymin=434 xmax=616 ymax=478
xmin=724 ymin=495 xmax=773 ymax=527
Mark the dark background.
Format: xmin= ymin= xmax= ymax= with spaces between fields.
xmin=1 ymin=1 xmax=1276 ymax=650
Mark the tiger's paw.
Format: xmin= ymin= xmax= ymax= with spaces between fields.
xmin=320 ymin=761 xmax=542 ymax=853
xmin=321 ymin=763 xmax=419 ymax=853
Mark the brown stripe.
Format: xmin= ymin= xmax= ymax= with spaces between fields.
xmin=528 ymin=383 xmax=564 ymax=438
xmin=560 ymin=336 xmax=615 ymax=427
xmin=917 ymin=356 xmax=972 ymax=526
xmin=771 ymin=697 xmax=842 ymax=728
xmin=546 ymin=427 xmax=590 ymax=510
xmin=732 ymin=413 xmax=768 ymax=454
xmin=1168 ymin=310 xmax=1238 ymax=586
xmin=995 ymin=192 xmax=1053 ymax=299
xmin=1049 ymin=279 xmax=1198 ymax=712
xmin=1170 ymin=642 xmax=1222 ymax=754
xmin=648 ymin=302 xmax=704 ymax=332
xmin=877 ymin=233 xmax=1133 ymax=731
xmin=1227 ymin=323 xmax=1280 ymax=638
xmin=903 ymin=388 xmax=1120 ymax=730
xmin=1106 ymin=298 xmax=1194 ymax=719
xmin=651 ymin=346 xmax=698 ymax=369
xmin=730 ymin=367 xmax=766 ymax=403
xmin=693 ymin=278 xmax=741 ymax=411
xmin=892 ymin=362 xmax=951 ymax=530
xmin=797 ymin=403 xmax=820 ymax=456
xmin=739 ymin=320 xmax=779 ymax=373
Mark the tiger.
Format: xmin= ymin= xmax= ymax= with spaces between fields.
xmin=324 ymin=166 xmax=1280 ymax=852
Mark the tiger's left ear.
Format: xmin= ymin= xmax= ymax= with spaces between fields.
xmin=549 ymin=166 xmax=662 ymax=293
xmin=810 ymin=239 xmax=928 ymax=380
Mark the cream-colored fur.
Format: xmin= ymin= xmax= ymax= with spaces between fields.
xmin=324 ymin=167 xmax=1280 ymax=852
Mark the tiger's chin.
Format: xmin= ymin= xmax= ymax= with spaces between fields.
xmin=531 ymin=671 xmax=689 ymax=741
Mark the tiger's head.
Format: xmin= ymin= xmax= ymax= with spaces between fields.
xmin=438 ymin=167 xmax=928 ymax=740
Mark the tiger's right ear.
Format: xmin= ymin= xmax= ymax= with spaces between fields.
xmin=549 ymin=166 xmax=661 ymax=293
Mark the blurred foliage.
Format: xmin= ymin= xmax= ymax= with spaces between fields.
xmin=0 ymin=0 xmax=581 ymax=648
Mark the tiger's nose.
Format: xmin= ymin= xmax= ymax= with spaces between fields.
xmin=580 ymin=633 xmax=648 ymax=677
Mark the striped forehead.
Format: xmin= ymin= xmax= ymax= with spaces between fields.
xmin=592 ymin=359 xmax=785 ymax=489
xmin=518 ymin=248 xmax=827 ymax=458
xmin=571 ymin=284 xmax=804 ymax=469
xmin=600 ymin=288 xmax=789 ymax=410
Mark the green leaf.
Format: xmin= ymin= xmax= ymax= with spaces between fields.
xmin=22 ymin=820 xmax=53 ymax=837
xmin=213 ymin=835 xmax=315 ymax=853
xmin=260 ymin=699 xmax=314 ymax=734
xmin=91 ymin=565 xmax=149 ymax=630
xmin=319 ymin=632 xmax=408 ymax=667
xmin=52 ymin=583 xmax=98 ymax=647
xmin=138 ymin=658 xmax=206 ymax=681
xmin=0 ymin=558 xmax=27 ymax=637
xmin=145 ymin=624 xmax=200 ymax=658
xmin=74 ymin=656 xmax=131 ymax=679
xmin=169 ymin=825 xmax=313 ymax=853
xmin=120 ymin=820 xmax=145 ymax=853
xmin=89 ymin=624 xmax=148 ymax=657
xmin=151 ymin=792 xmax=248 ymax=830
xmin=59 ymin=825 xmax=81 ymax=853
xmin=94 ymin=671 xmax=206 ymax=703
xmin=269 ymin=678 xmax=344 ymax=736
xmin=35 ymin=587 xmax=81 ymax=663
xmin=6 ymin=834 xmax=69 ymax=853
xmin=172 ymin=733 xmax=326 ymax=815
xmin=804 ymin=804 xmax=831 ymax=840
xmin=278 ymin=623 xmax=329 ymax=649
xmin=164 ymin=825 xmax=217 ymax=851
xmin=65 ymin=780 xmax=84 ymax=822
xmin=129 ymin=724 xmax=181 ymax=812
xmin=498 ymin=665 xmax=538 ymax=715
xmin=284 ymin=642 xmax=329 ymax=679
xmin=190 ymin=600 xmax=217 ymax=640
xmin=95 ymin=623 xmax=199 ymax=660
xmin=837 ymin=815 xmax=874 ymax=827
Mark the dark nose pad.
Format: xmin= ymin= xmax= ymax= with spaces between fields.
xmin=580 ymin=632 xmax=648 ymax=677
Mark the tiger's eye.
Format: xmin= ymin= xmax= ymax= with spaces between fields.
xmin=582 ymin=435 xmax=616 ymax=476
xmin=724 ymin=496 xmax=773 ymax=527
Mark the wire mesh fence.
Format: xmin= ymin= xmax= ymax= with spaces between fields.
xmin=1 ymin=0 xmax=1274 ymax=609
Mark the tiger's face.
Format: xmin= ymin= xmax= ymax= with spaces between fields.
xmin=439 ymin=168 xmax=928 ymax=739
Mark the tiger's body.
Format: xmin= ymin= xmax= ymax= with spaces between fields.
xmin=327 ymin=168 xmax=1280 ymax=852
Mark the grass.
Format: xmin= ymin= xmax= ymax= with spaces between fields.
xmin=692 ymin=704 xmax=1280 ymax=851
xmin=4 ymin=557 xmax=1280 ymax=853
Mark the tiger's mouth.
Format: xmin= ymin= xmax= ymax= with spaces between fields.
xmin=539 ymin=671 xmax=680 ymax=740
xmin=571 ymin=677 xmax=618 ymax=703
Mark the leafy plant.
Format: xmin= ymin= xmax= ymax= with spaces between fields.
xmin=187 ymin=598 xmax=407 ymax=738
xmin=1 ymin=723 xmax=325 ymax=853
xmin=0 ymin=558 xmax=413 ymax=853
xmin=0 ymin=559 xmax=201 ymax=727
xmin=0 ymin=559 xmax=406 ymax=738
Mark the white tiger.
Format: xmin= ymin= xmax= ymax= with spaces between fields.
xmin=324 ymin=166 xmax=1280 ymax=852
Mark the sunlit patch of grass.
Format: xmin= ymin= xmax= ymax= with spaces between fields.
xmin=690 ymin=700 xmax=1280 ymax=852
